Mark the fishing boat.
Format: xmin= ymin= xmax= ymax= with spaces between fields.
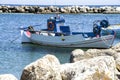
xmin=20 ymin=15 xmax=115 ymax=48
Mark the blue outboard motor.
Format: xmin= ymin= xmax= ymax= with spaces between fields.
xmin=100 ymin=20 xmax=109 ymax=28
xmin=93 ymin=24 xmax=101 ymax=37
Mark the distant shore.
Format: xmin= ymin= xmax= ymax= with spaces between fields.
xmin=0 ymin=5 xmax=120 ymax=14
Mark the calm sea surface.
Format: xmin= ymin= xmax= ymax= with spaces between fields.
xmin=0 ymin=13 xmax=120 ymax=79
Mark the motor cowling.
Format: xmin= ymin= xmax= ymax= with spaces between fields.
xmin=93 ymin=24 xmax=101 ymax=36
xmin=100 ymin=20 xmax=109 ymax=28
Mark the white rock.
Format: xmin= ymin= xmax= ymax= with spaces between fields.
xmin=0 ymin=74 xmax=17 ymax=80
xmin=70 ymin=49 xmax=85 ymax=62
xmin=116 ymin=7 xmax=120 ymax=11
xmin=61 ymin=56 xmax=115 ymax=80
xmin=112 ymin=42 xmax=120 ymax=52
xmin=21 ymin=54 xmax=62 ymax=80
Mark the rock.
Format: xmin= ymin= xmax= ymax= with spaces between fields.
xmin=15 ymin=6 xmax=25 ymax=13
xmin=0 ymin=6 xmax=2 ymax=9
xmin=33 ymin=6 xmax=40 ymax=13
xmin=86 ymin=49 xmax=117 ymax=58
xmin=112 ymin=42 xmax=120 ymax=52
xmin=65 ymin=7 xmax=71 ymax=13
xmin=70 ymin=9 xmax=76 ymax=13
xmin=116 ymin=57 xmax=120 ymax=71
xmin=61 ymin=56 xmax=115 ymax=80
xmin=60 ymin=8 xmax=68 ymax=13
xmin=102 ymin=6 xmax=118 ymax=14
xmin=116 ymin=58 xmax=120 ymax=71
xmin=69 ymin=6 xmax=79 ymax=13
xmin=28 ymin=6 xmax=35 ymax=13
xmin=0 ymin=10 xmax=2 ymax=13
xmin=115 ymin=70 xmax=120 ymax=80
xmin=24 ymin=6 xmax=30 ymax=12
xmin=116 ymin=7 xmax=120 ymax=11
xmin=85 ymin=49 xmax=102 ymax=57
xmin=1 ymin=6 xmax=8 ymax=13
xmin=80 ymin=6 xmax=89 ymax=13
xmin=93 ymin=8 xmax=99 ymax=13
xmin=70 ymin=49 xmax=86 ymax=63
xmin=0 ymin=74 xmax=18 ymax=80
xmin=38 ymin=7 xmax=45 ymax=13
xmin=70 ymin=49 xmax=117 ymax=63
xmin=21 ymin=54 xmax=62 ymax=80
xmin=48 ymin=6 xmax=57 ymax=12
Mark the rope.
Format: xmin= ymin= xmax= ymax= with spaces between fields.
xmin=11 ymin=36 xmax=20 ymax=43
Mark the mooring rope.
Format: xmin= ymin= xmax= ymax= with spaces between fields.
xmin=10 ymin=36 xmax=20 ymax=43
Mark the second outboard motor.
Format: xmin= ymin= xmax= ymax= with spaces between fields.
xmin=93 ymin=24 xmax=101 ymax=37
xmin=100 ymin=20 xmax=109 ymax=28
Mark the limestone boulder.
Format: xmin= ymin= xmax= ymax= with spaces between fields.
xmin=21 ymin=54 xmax=62 ymax=80
xmin=70 ymin=49 xmax=86 ymax=63
xmin=112 ymin=42 xmax=120 ymax=52
xmin=0 ymin=10 xmax=2 ymax=13
xmin=61 ymin=56 xmax=115 ymax=80
xmin=0 ymin=74 xmax=18 ymax=80
xmin=70 ymin=49 xmax=117 ymax=63
xmin=115 ymin=53 xmax=120 ymax=72
xmin=48 ymin=6 xmax=57 ymax=12
xmin=1 ymin=6 xmax=8 ymax=12
xmin=15 ymin=6 xmax=25 ymax=13
xmin=38 ymin=7 xmax=45 ymax=13
xmin=0 ymin=6 xmax=2 ymax=9
xmin=116 ymin=57 xmax=120 ymax=70
xmin=85 ymin=49 xmax=117 ymax=59
xmin=116 ymin=7 xmax=120 ymax=11
xmin=80 ymin=6 xmax=89 ymax=13
xmin=70 ymin=9 xmax=76 ymax=13
xmin=60 ymin=8 xmax=68 ymax=13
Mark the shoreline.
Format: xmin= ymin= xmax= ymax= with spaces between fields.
xmin=0 ymin=5 xmax=120 ymax=14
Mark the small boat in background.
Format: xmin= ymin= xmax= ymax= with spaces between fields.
xmin=20 ymin=15 xmax=115 ymax=48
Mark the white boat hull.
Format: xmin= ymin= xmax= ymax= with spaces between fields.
xmin=21 ymin=30 xmax=115 ymax=48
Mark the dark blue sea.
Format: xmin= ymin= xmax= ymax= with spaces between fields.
xmin=0 ymin=13 xmax=120 ymax=79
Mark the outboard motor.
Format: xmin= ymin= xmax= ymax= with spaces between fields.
xmin=100 ymin=20 xmax=109 ymax=28
xmin=93 ymin=24 xmax=101 ymax=37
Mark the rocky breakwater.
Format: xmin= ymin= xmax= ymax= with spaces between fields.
xmin=0 ymin=5 xmax=120 ymax=14
xmin=20 ymin=42 xmax=120 ymax=80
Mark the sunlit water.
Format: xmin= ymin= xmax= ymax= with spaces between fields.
xmin=0 ymin=13 xmax=120 ymax=79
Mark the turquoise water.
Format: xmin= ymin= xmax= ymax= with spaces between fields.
xmin=0 ymin=13 xmax=120 ymax=79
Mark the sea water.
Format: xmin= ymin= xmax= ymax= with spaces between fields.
xmin=0 ymin=13 xmax=120 ymax=79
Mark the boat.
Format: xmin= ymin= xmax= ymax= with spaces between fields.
xmin=20 ymin=15 xmax=115 ymax=48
